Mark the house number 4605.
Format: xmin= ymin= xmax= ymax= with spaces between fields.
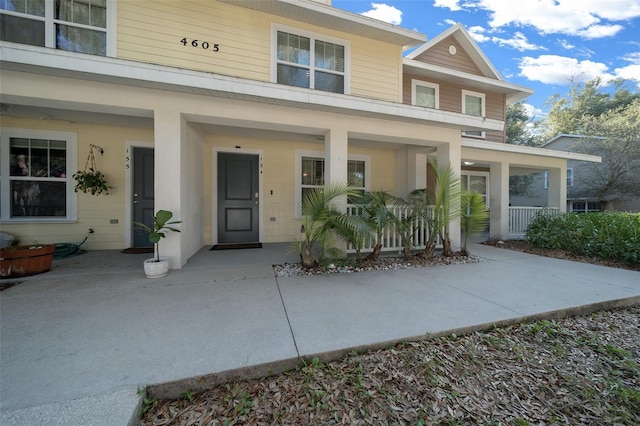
xmin=180 ymin=37 xmax=219 ymax=52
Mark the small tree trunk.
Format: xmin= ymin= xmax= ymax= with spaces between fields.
xmin=366 ymin=243 xmax=383 ymax=261
xmin=422 ymin=242 xmax=436 ymax=259
xmin=403 ymin=245 xmax=412 ymax=260
xmin=442 ymin=238 xmax=453 ymax=257
xmin=302 ymin=245 xmax=318 ymax=269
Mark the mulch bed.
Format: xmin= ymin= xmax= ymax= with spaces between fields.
xmin=138 ymin=306 xmax=640 ymax=425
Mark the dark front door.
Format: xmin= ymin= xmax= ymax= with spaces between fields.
xmin=132 ymin=147 xmax=154 ymax=247
xmin=217 ymin=153 xmax=259 ymax=243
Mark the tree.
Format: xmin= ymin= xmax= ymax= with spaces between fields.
xmin=505 ymin=101 xmax=539 ymax=146
xmin=541 ymin=77 xmax=639 ymax=141
xmin=356 ymin=191 xmax=402 ymax=261
xmin=571 ymin=99 xmax=640 ymax=204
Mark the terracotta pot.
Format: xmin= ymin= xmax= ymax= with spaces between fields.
xmin=0 ymin=244 xmax=55 ymax=278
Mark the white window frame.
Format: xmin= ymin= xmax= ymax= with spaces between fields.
xmin=411 ymin=79 xmax=439 ymax=109
xmin=544 ymin=168 xmax=573 ymax=189
xmin=461 ymin=171 xmax=490 ymax=208
xmin=462 ymin=89 xmax=486 ymax=138
xmin=0 ymin=0 xmax=116 ymax=57
xmin=295 ymin=150 xmax=369 ymax=218
xmin=0 ymin=128 xmax=78 ymax=223
xmin=271 ymin=23 xmax=350 ymax=94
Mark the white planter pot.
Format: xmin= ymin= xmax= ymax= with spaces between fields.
xmin=143 ymin=257 xmax=170 ymax=278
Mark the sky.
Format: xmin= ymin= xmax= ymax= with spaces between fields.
xmin=332 ymin=0 xmax=640 ymax=118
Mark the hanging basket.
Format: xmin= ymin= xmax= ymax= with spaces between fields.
xmin=73 ymin=144 xmax=111 ymax=195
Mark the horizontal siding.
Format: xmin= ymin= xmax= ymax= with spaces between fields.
xmin=403 ymin=73 xmax=506 ymax=142
xmin=117 ymin=0 xmax=271 ymax=82
xmin=413 ymin=36 xmax=483 ymax=76
xmin=116 ymin=0 xmax=402 ymax=102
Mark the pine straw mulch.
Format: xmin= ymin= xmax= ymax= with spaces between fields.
xmin=483 ymin=239 xmax=640 ymax=272
xmin=138 ymin=306 xmax=640 ymax=425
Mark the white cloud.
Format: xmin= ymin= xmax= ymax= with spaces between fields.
xmin=454 ymin=0 xmax=640 ymax=38
xmin=558 ymin=39 xmax=575 ymax=50
xmin=614 ymin=64 xmax=640 ymax=83
xmin=519 ymin=55 xmax=616 ymax=85
xmin=574 ymin=24 xmax=624 ymax=39
xmin=467 ymin=25 xmax=490 ymax=42
xmin=622 ymin=52 xmax=640 ymax=64
xmin=360 ymin=3 xmax=402 ymax=25
xmin=434 ymin=0 xmax=463 ymax=11
xmin=491 ymin=32 xmax=547 ymax=52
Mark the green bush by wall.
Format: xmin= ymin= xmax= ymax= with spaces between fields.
xmin=525 ymin=212 xmax=640 ymax=265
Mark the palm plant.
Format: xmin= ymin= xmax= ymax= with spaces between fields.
xmin=355 ymin=191 xmax=402 ymax=261
xmin=395 ymin=193 xmax=425 ymax=259
xmin=461 ymin=191 xmax=489 ymax=255
xmin=296 ymin=182 xmax=363 ymax=269
xmin=420 ymin=159 xmax=462 ymax=257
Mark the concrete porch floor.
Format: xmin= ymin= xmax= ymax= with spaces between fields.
xmin=1 ymin=242 xmax=639 ymax=425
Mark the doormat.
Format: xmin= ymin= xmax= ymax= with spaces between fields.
xmin=210 ymin=243 xmax=262 ymax=250
xmin=121 ymin=247 xmax=154 ymax=254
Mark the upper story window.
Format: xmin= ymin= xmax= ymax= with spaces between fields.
xmin=1 ymin=128 xmax=78 ymax=222
xmin=0 ymin=0 xmax=109 ymax=56
xmin=462 ymin=89 xmax=485 ymax=138
xmin=412 ymin=80 xmax=439 ymax=109
xmin=273 ymin=25 xmax=348 ymax=94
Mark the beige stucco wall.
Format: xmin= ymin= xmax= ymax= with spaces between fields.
xmin=117 ymin=0 xmax=403 ymax=102
xmin=1 ymin=116 xmax=153 ymax=250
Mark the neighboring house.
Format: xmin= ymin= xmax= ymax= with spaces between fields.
xmin=0 ymin=0 xmax=600 ymax=268
xmin=510 ymin=134 xmax=637 ymax=212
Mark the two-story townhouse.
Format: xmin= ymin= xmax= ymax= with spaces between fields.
xmin=0 ymin=0 xmax=600 ymax=268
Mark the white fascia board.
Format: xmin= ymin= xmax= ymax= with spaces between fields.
xmin=463 ymin=139 xmax=602 ymax=163
xmin=219 ymin=0 xmax=425 ymax=48
xmin=1 ymin=44 xmax=503 ymax=131
xmin=404 ymin=58 xmax=533 ymax=101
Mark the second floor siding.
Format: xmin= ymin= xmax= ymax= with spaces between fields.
xmin=403 ymin=72 xmax=506 ymax=142
xmin=116 ymin=0 xmax=403 ymax=103
xmin=412 ymin=35 xmax=483 ymax=76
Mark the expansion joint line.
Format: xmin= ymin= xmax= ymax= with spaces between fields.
xmin=275 ymin=276 xmax=300 ymax=359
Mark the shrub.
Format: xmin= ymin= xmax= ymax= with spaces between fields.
xmin=525 ymin=212 xmax=640 ymax=264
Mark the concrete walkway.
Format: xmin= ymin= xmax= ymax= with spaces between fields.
xmin=1 ymin=243 xmax=638 ymax=425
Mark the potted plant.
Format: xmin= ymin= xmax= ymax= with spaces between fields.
xmin=0 ymin=240 xmax=56 ymax=278
xmin=134 ymin=210 xmax=181 ymax=278
xmin=73 ymin=168 xmax=110 ymax=195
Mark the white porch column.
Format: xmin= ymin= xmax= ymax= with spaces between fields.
xmin=325 ymin=127 xmax=349 ymax=187
xmin=154 ymin=108 xmax=184 ymax=268
xmin=395 ymin=146 xmax=427 ymax=198
xmin=547 ymin=167 xmax=567 ymax=213
xmin=489 ymin=161 xmax=510 ymax=238
xmin=436 ymin=142 xmax=461 ymax=249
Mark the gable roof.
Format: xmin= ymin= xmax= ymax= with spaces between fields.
xmin=407 ymin=23 xmax=501 ymax=80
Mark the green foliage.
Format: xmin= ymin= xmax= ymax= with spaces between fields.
xmin=296 ymin=182 xmax=363 ymax=268
xmin=353 ymin=191 xmax=402 ymax=261
xmin=73 ymin=168 xmax=111 ymax=195
xmin=525 ymin=212 xmax=640 ymax=264
xmin=430 ymin=159 xmax=461 ymax=257
xmin=461 ymin=191 xmax=489 ymax=255
xmin=506 ymin=101 xmax=540 ymax=146
xmin=134 ymin=209 xmax=181 ymax=261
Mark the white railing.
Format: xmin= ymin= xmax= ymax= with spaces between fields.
xmin=345 ymin=205 xmax=440 ymax=254
xmin=509 ymin=206 xmax=560 ymax=237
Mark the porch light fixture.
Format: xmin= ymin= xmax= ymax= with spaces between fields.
xmin=463 ymin=161 xmax=475 ymax=166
